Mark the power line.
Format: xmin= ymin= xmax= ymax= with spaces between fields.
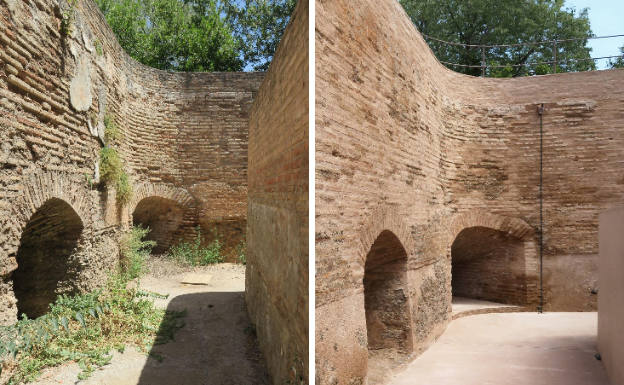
xmin=422 ymin=33 xmax=624 ymax=49
xmin=439 ymin=55 xmax=623 ymax=69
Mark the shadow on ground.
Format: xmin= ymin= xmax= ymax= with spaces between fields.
xmin=137 ymin=291 xmax=269 ymax=385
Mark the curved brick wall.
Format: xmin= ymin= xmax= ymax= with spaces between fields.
xmin=316 ymin=0 xmax=624 ymax=383
xmin=0 ymin=0 xmax=262 ymax=323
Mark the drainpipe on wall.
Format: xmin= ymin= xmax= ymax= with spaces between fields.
xmin=537 ymin=103 xmax=545 ymax=314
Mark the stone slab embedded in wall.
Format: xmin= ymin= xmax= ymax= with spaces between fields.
xmin=598 ymin=208 xmax=624 ymax=385
xmin=69 ymin=55 xmax=93 ymax=112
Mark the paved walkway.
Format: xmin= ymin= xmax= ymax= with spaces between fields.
xmin=389 ymin=312 xmax=609 ymax=385
xmin=451 ymin=297 xmax=520 ymax=318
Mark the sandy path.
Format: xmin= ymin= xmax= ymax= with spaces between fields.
xmin=33 ymin=262 xmax=269 ymax=385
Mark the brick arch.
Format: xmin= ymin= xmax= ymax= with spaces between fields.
xmin=357 ymin=204 xmax=414 ymax=264
xmin=448 ymin=209 xmax=535 ymax=245
xmin=128 ymin=183 xmax=197 ymax=215
xmin=447 ymin=210 xmax=539 ymax=306
xmin=3 ymin=172 xmax=93 ymax=273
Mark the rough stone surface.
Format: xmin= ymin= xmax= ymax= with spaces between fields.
xmin=315 ymin=0 xmax=624 ymax=383
xmin=0 ymin=0 xmax=262 ymax=323
xmin=246 ymin=1 xmax=309 ymax=384
xmin=598 ymin=208 xmax=624 ymax=385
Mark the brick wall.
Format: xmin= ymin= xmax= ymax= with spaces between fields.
xmin=0 ymin=0 xmax=261 ymax=322
xmin=315 ymin=0 xmax=624 ymax=383
xmin=246 ymin=0 xmax=309 ymax=383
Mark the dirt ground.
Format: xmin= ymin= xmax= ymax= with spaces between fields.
xmin=32 ymin=261 xmax=269 ymax=385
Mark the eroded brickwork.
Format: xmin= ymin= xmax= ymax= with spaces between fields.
xmin=315 ymin=0 xmax=624 ymax=383
xmin=0 ymin=0 xmax=262 ymax=322
xmin=246 ymin=0 xmax=309 ymax=383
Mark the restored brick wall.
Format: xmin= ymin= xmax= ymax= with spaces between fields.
xmin=0 ymin=0 xmax=261 ymax=322
xmin=315 ymin=0 xmax=624 ymax=383
xmin=246 ymin=0 xmax=308 ymax=383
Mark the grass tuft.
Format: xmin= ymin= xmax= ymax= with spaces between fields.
xmin=168 ymin=226 xmax=224 ymax=266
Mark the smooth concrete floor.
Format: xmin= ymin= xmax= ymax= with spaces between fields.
xmin=390 ymin=312 xmax=610 ymax=385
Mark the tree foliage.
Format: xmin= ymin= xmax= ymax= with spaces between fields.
xmin=610 ymin=46 xmax=624 ymax=69
xmin=399 ymin=0 xmax=595 ymax=77
xmin=94 ymin=0 xmax=295 ymax=72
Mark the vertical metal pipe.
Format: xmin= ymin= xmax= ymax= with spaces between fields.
xmin=538 ymin=104 xmax=544 ymax=313
xmin=553 ymin=41 xmax=558 ymax=73
xmin=481 ymin=46 xmax=486 ymax=77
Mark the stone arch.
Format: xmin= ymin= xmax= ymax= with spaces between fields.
xmin=129 ymin=183 xmax=197 ymax=254
xmin=13 ymin=197 xmax=84 ymax=318
xmin=447 ymin=210 xmax=538 ymax=306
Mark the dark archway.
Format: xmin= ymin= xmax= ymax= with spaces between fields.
xmin=132 ymin=197 xmax=184 ymax=254
xmin=364 ymin=230 xmax=412 ymax=354
xmin=13 ymin=198 xmax=84 ymax=319
xmin=451 ymin=226 xmax=527 ymax=305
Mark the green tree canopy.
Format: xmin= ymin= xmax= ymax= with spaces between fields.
xmin=399 ymin=0 xmax=595 ymax=77
xmin=610 ymin=46 xmax=624 ymax=69
xmin=94 ymin=0 xmax=295 ymax=72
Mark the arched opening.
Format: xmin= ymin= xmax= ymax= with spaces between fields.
xmin=13 ymin=198 xmax=84 ymax=319
xmin=451 ymin=226 xmax=527 ymax=305
xmin=132 ymin=197 xmax=184 ymax=254
xmin=364 ymin=230 xmax=412 ymax=355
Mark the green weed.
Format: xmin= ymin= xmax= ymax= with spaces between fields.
xmin=0 ymin=226 xmax=184 ymax=383
xmin=168 ymin=226 xmax=224 ymax=266
xmin=99 ymin=147 xmax=133 ymax=205
xmin=237 ymin=240 xmax=246 ymax=265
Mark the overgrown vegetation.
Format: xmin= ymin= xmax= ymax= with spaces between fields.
xmin=169 ymin=226 xmax=224 ymax=266
xmin=99 ymin=147 xmax=132 ymax=205
xmin=0 ymin=227 xmax=185 ymax=383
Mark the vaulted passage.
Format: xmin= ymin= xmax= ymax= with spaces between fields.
xmin=133 ymin=197 xmax=184 ymax=254
xmin=13 ymin=198 xmax=84 ymax=319
xmin=451 ymin=226 xmax=527 ymax=305
xmin=364 ymin=230 xmax=412 ymax=353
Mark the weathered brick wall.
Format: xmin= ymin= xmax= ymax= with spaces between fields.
xmin=315 ymin=0 xmax=624 ymax=383
xmin=0 ymin=0 xmax=261 ymax=323
xmin=246 ymin=0 xmax=308 ymax=383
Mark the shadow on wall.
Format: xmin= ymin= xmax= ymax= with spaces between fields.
xmin=137 ymin=292 xmax=269 ymax=385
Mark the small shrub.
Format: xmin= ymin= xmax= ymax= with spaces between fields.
xmin=60 ymin=0 xmax=78 ymax=37
xmin=115 ymin=171 xmax=132 ymax=205
xmin=237 ymin=240 xmax=246 ymax=265
xmin=99 ymin=147 xmax=122 ymax=183
xmin=99 ymin=147 xmax=133 ymax=205
xmin=120 ymin=226 xmax=156 ymax=281
xmin=103 ymin=113 xmax=121 ymax=142
xmin=169 ymin=227 xmax=224 ymax=266
xmin=94 ymin=39 xmax=103 ymax=56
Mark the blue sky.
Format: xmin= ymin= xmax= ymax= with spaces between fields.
xmin=564 ymin=0 xmax=624 ymax=69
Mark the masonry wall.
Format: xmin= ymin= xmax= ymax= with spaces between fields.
xmin=0 ymin=0 xmax=261 ymax=323
xmin=246 ymin=0 xmax=308 ymax=383
xmin=598 ymin=208 xmax=624 ymax=385
xmin=315 ymin=0 xmax=624 ymax=383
